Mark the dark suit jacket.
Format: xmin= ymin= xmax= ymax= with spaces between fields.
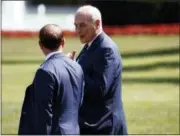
xmin=76 ymin=32 xmax=128 ymax=135
xmin=18 ymin=53 xmax=84 ymax=135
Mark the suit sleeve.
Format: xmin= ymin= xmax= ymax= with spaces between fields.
xmin=33 ymin=68 xmax=56 ymax=134
xmin=84 ymin=48 xmax=116 ymax=97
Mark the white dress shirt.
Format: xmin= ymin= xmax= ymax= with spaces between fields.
xmin=45 ymin=50 xmax=62 ymax=61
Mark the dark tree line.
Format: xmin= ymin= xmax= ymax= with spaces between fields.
xmin=28 ymin=0 xmax=180 ymax=25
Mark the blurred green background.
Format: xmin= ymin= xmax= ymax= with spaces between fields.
xmin=2 ymin=35 xmax=179 ymax=134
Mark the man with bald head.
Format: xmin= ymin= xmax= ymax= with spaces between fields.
xmin=73 ymin=5 xmax=128 ymax=134
xmin=18 ymin=24 xmax=84 ymax=135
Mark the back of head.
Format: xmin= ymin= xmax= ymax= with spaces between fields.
xmin=39 ymin=24 xmax=64 ymax=51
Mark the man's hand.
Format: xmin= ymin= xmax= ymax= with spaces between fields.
xmin=66 ymin=50 xmax=76 ymax=60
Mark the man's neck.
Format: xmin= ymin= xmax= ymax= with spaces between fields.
xmin=88 ymin=30 xmax=102 ymax=46
xmin=45 ymin=49 xmax=62 ymax=60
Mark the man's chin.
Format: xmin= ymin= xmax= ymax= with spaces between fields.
xmin=80 ymin=39 xmax=86 ymax=44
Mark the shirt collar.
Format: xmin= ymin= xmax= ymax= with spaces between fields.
xmin=87 ymin=31 xmax=103 ymax=47
xmin=45 ymin=50 xmax=62 ymax=60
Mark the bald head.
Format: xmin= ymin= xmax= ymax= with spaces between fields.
xmin=39 ymin=24 xmax=64 ymax=50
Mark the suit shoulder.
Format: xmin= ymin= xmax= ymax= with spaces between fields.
xmin=39 ymin=59 xmax=59 ymax=76
xmin=34 ymin=68 xmax=56 ymax=82
xmin=64 ymin=57 xmax=84 ymax=74
xmin=98 ymin=34 xmax=123 ymax=63
xmin=103 ymin=35 xmax=118 ymax=48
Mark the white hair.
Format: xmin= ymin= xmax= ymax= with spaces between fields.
xmin=76 ymin=5 xmax=103 ymax=30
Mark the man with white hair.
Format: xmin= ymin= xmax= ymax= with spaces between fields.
xmin=72 ymin=5 xmax=128 ymax=135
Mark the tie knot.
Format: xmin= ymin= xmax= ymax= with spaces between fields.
xmin=83 ymin=44 xmax=89 ymax=51
xmin=85 ymin=43 xmax=88 ymax=48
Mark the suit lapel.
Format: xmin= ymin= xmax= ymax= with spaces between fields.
xmin=86 ymin=32 xmax=104 ymax=53
xmin=76 ymin=44 xmax=88 ymax=61
xmin=76 ymin=32 xmax=105 ymax=62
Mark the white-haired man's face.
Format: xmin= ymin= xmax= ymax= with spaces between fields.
xmin=74 ymin=13 xmax=99 ymax=44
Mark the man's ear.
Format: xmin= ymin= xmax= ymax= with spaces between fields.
xmin=39 ymin=41 xmax=43 ymax=49
xmin=61 ymin=38 xmax=65 ymax=48
xmin=95 ymin=19 xmax=100 ymax=29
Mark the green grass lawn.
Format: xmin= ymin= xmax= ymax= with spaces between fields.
xmin=2 ymin=35 xmax=179 ymax=134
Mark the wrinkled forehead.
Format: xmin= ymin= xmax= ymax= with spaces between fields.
xmin=74 ymin=12 xmax=92 ymax=24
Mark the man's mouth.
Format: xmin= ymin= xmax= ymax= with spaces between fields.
xmin=80 ymin=35 xmax=85 ymax=39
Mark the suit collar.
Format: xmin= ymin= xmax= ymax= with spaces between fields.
xmin=45 ymin=51 xmax=62 ymax=61
xmin=76 ymin=32 xmax=105 ymax=62
xmin=40 ymin=52 xmax=65 ymax=67
xmin=46 ymin=52 xmax=65 ymax=61
xmin=87 ymin=32 xmax=105 ymax=52
xmin=88 ymin=31 xmax=102 ymax=47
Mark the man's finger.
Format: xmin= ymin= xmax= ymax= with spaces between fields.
xmin=66 ymin=53 xmax=72 ymax=58
xmin=71 ymin=50 xmax=76 ymax=59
